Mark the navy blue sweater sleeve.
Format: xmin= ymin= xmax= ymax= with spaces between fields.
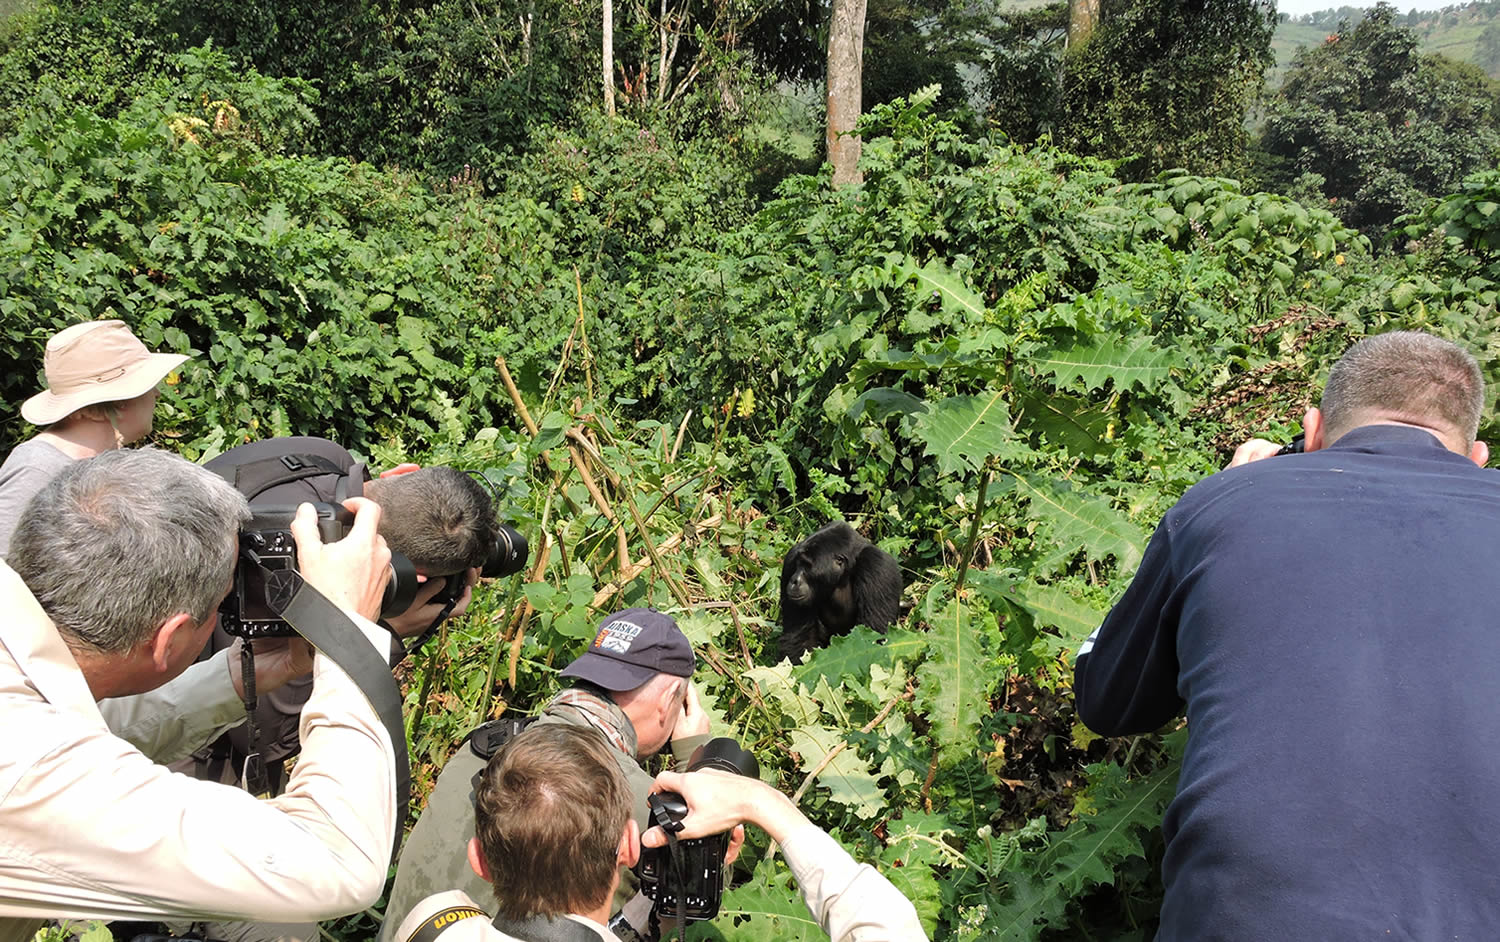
xmin=1073 ymin=516 xmax=1184 ymax=736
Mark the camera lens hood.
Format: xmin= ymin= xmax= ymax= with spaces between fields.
xmin=381 ymin=551 xmax=419 ymax=618
xmin=688 ymin=737 xmax=760 ymax=779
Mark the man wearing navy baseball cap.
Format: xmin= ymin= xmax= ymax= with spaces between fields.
xmin=381 ymin=608 xmax=713 ymax=940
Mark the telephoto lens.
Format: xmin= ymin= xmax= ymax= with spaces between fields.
xmin=483 ymin=524 xmax=529 ymax=578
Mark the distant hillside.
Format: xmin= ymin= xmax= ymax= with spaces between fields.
xmin=1273 ymin=2 xmax=1500 ymax=83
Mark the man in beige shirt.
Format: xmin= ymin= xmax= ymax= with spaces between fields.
xmin=0 ymin=448 xmax=399 ymax=942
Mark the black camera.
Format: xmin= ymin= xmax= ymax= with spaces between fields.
xmin=636 ymin=737 xmax=760 ymax=923
xmin=220 ymin=503 xmax=419 ymax=639
xmin=429 ymin=523 xmax=529 ymax=605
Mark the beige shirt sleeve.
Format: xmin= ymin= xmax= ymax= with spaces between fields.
xmin=0 ymin=613 xmax=396 ymax=933
xmin=94 ymin=647 xmax=245 ymax=763
xmin=780 ymin=824 xmax=928 ymax=942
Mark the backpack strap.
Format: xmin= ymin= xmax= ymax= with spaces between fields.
xmin=212 ymin=452 xmax=351 ymax=500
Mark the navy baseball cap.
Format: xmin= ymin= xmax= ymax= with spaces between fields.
xmin=559 ymin=608 xmax=696 ymax=691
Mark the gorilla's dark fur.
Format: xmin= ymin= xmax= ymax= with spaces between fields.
xmin=778 ymin=521 xmax=903 ymax=662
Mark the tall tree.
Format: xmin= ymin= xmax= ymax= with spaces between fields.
xmin=603 ymin=0 xmax=616 ymax=115
xmin=1069 ymin=0 xmax=1100 ymax=48
xmin=827 ymin=0 xmax=868 ymax=186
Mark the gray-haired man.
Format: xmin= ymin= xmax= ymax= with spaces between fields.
xmin=0 ymin=448 xmax=399 ymax=941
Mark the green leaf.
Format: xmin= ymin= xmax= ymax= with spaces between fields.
xmin=793 ymin=626 xmax=924 ymax=691
xmin=846 ymin=387 xmax=925 ymax=423
xmin=910 ymin=258 xmax=986 ymax=319
xmin=915 ymin=593 xmax=994 ymax=767
xmin=1031 ymin=336 xmax=1182 ymax=393
xmin=786 ymin=724 xmax=886 ymax=818
xmin=909 ymin=389 xmax=1017 ymax=476
xmin=1014 ymin=391 xmax=1112 ymax=457
xmin=693 ymin=859 xmax=824 ymax=940
xmin=986 ymin=759 xmax=1180 ymax=940
xmin=745 ymin=665 xmax=823 ymax=725
xmin=1007 ymin=583 xmax=1107 ymax=654
xmin=1005 ymin=474 xmax=1147 ymax=574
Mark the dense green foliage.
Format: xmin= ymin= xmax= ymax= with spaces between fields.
xmin=1257 ymin=4 xmax=1500 ymax=237
xmin=1060 ymin=0 xmax=1277 ymax=179
xmin=5 ymin=45 xmax=1499 ymax=935
xmin=4 ymin=2 xmax=1500 ymax=939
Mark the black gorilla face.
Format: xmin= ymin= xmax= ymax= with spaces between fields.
xmin=778 ymin=521 xmax=902 ymax=662
xmin=784 ymin=547 xmax=848 ymax=605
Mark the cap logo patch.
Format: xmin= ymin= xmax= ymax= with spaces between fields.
xmin=595 ymin=619 xmax=645 ymax=654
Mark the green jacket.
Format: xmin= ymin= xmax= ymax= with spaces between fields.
xmin=378 ymin=687 xmax=709 ymax=941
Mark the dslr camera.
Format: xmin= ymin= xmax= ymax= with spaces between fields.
xmin=220 ymin=503 xmax=419 ymax=639
xmin=429 ymin=522 xmax=530 ymax=606
xmin=636 ymin=737 xmax=760 ymax=922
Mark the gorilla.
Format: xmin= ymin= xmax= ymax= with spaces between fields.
xmin=778 ymin=521 xmax=903 ymax=662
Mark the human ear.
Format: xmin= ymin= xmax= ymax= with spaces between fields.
xmin=149 ymin=612 xmax=200 ymax=673
xmin=1470 ymin=440 xmax=1489 ymax=467
xmin=1303 ymin=407 xmax=1326 ymax=452
xmin=618 ymin=819 xmax=641 ymax=869
xmin=467 ymin=837 xmax=492 ymax=881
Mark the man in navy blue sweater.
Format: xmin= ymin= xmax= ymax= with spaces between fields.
xmin=1075 ymin=331 xmax=1496 ymax=940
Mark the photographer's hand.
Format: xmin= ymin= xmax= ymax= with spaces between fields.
xmin=670 ymin=681 xmax=712 ymax=744
xmin=642 ymin=770 xmax=807 ymax=847
xmin=1228 ymin=438 xmax=1283 ymax=468
xmin=290 ymin=498 xmax=392 ymax=622
xmin=227 ymin=636 xmax=314 ymax=697
xmin=381 ymin=567 xmax=475 ymax=640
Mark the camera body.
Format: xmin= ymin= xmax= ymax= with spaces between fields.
xmin=220 ymin=503 xmax=417 ymax=639
xmin=635 ymin=738 xmax=760 ymax=923
xmin=429 ymin=523 xmax=530 ymax=606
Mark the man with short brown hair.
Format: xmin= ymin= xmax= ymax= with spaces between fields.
xmin=380 ymin=609 xmax=713 ymax=940
xmin=473 ymin=725 xmax=634 ymax=927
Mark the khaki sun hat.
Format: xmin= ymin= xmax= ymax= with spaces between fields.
xmin=20 ymin=320 xmax=189 ymax=426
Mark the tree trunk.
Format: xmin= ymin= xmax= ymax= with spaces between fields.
xmin=826 ymin=0 xmax=867 ymax=187
xmin=603 ymin=0 xmax=617 ymax=115
xmin=1068 ymin=0 xmax=1101 ymax=50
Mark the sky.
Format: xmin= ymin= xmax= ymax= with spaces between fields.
xmin=1276 ymin=0 xmax=1469 ymax=15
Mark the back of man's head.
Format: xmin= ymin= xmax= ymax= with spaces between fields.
xmin=363 ymin=467 xmax=498 ymax=575
xmin=1321 ymin=331 xmax=1486 ymax=446
xmin=473 ymin=723 xmax=632 ymax=919
xmin=8 ymin=447 xmax=249 ymax=653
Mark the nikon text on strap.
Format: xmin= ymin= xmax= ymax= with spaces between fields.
xmin=262 ymin=566 xmax=411 ymax=846
xmin=398 ymin=905 xmax=488 ymax=942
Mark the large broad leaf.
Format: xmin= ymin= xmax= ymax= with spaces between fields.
xmin=910 ymin=389 xmax=1018 ymax=477
xmin=909 ymin=258 xmax=986 ymax=320
xmin=915 ymin=592 xmax=995 ymax=767
xmin=1008 ymin=583 xmax=1108 ymax=653
xmin=786 ymin=724 xmax=887 ymax=818
xmin=744 ymin=665 xmax=822 ymax=726
xmin=983 ymin=758 xmax=1180 ymax=941
xmin=1031 ymin=335 xmax=1182 ymax=394
xmin=846 ymin=386 xmax=926 ymax=423
xmin=1005 ymin=474 xmax=1147 ymax=574
xmin=880 ymin=809 xmax=963 ymax=934
xmin=691 ymin=859 xmax=822 ymax=941
xmin=1014 ymin=390 xmax=1112 ymax=458
xmin=794 ymin=626 xmax=927 ymax=693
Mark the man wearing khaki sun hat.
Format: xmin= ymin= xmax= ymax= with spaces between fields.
xmin=0 ymin=319 xmax=187 ymax=557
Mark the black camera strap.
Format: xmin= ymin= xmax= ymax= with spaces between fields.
xmin=663 ymin=831 xmax=689 ymax=941
xmin=489 ymin=913 xmax=604 ymax=942
xmin=260 ymin=566 xmax=411 ymax=849
xmin=237 ymin=640 xmax=273 ymax=799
